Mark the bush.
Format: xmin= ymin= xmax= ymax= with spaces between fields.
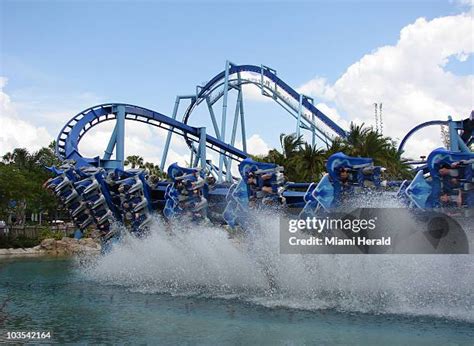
xmin=10 ymin=235 xmax=40 ymax=248
xmin=0 ymin=226 xmax=68 ymax=248
xmin=0 ymin=235 xmax=39 ymax=249
xmin=39 ymin=227 xmax=65 ymax=241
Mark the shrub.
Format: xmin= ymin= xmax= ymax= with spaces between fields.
xmin=39 ymin=227 xmax=64 ymax=241
xmin=0 ymin=235 xmax=39 ymax=249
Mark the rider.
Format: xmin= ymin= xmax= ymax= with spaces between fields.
xmin=339 ymin=167 xmax=351 ymax=189
xmin=440 ymin=189 xmax=463 ymax=214
xmin=438 ymin=163 xmax=460 ymax=193
xmin=261 ymin=173 xmax=274 ymax=194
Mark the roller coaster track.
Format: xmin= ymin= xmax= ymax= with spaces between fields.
xmin=397 ymin=120 xmax=448 ymax=154
xmin=56 ymin=103 xmax=247 ymax=167
xmin=181 ymin=64 xmax=347 ymax=154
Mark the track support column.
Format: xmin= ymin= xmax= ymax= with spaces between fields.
xmin=161 ymin=95 xmax=196 ymax=171
xmin=448 ymin=116 xmax=460 ymax=152
xmin=296 ymin=94 xmax=303 ymax=138
xmin=103 ymin=125 xmax=118 ymax=160
xmin=116 ymin=105 xmax=125 ymax=169
xmin=218 ymin=60 xmax=231 ymax=182
xmin=227 ymin=80 xmax=245 ymax=178
xmin=160 ymin=96 xmax=180 ymax=171
xmin=199 ymin=127 xmax=207 ymax=170
xmin=239 ymin=87 xmax=247 ymax=153
xmin=206 ymin=97 xmax=221 ymax=138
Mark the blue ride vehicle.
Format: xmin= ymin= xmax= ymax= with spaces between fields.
xmin=163 ymin=163 xmax=208 ymax=221
xmin=300 ymin=152 xmax=385 ymax=216
xmin=44 ymin=162 xmax=153 ymax=252
xmin=223 ymin=158 xmax=285 ymax=228
xmin=405 ymin=148 xmax=474 ymax=213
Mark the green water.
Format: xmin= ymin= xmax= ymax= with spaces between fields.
xmin=0 ymin=257 xmax=473 ymax=345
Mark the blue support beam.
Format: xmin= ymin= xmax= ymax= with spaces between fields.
xmin=206 ymin=97 xmax=221 ymax=139
xmin=190 ymin=148 xmax=195 ymax=168
xmin=227 ymin=87 xmax=242 ymax=181
xmin=103 ymin=124 xmax=118 ymax=160
xmin=231 ymin=73 xmax=243 ymax=146
xmin=160 ymin=96 xmax=180 ymax=171
xmin=199 ymin=127 xmax=207 ymax=169
xmin=305 ymin=96 xmax=316 ymax=147
xmin=218 ymin=60 xmax=231 ymax=182
xmin=296 ymin=94 xmax=303 ymax=138
xmin=160 ymin=95 xmax=196 ymax=171
xmin=239 ymin=79 xmax=247 ymax=153
xmin=448 ymin=116 xmax=459 ymax=152
xmin=115 ymin=105 xmax=125 ymax=169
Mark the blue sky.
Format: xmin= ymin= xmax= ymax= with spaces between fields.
xmin=1 ymin=0 xmax=460 ymax=104
xmin=1 ymin=0 xmax=472 ymax=162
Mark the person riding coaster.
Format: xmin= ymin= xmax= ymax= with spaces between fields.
xmin=223 ymin=158 xmax=286 ymax=229
xmin=44 ymin=164 xmax=152 ymax=252
xmin=45 ymin=166 xmax=93 ymax=224
xmin=45 ymin=166 xmax=115 ymax=230
xmin=163 ymin=163 xmax=209 ymax=221
xmin=110 ymin=168 xmax=153 ymax=234
xmin=405 ymin=148 xmax=474 ymax=213
xmin=300 ymin=152 xmax=386 ymax=216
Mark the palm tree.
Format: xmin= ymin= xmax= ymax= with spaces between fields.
xmin=379 ymin=147 xmax=411 ymax=179
xmin=332 ymin=123 xmax=411 ymax=179
xmin=324 ymin=137 xmax=346 ymax=158
xmin=277 ymin=133 xmax=304 ymax=179
xmin=124 ymin=155 xmax=144 ymax=169
xmin=343 ymin=123 xmax=370 ymax=154
xmin=250 ymin=124 xmax=411 ymax=182
xmin=280 ymin=133 xmax=304 ymax=161
xmin=142 ymin=162 xmax=166 ymax=182
xmin=297 ymin=143 xmax=325 ymax=182
xmin=143 ymin=162 xmax=161 ymax=176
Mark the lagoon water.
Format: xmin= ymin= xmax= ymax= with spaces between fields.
xmin=1 ymin=212 xmax=473 ymax=344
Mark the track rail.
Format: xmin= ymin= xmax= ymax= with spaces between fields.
xmin=397 ymin=120 xmax=448 ymax=154
xmin=56 ymin=103 xmax=247 ymax=166
xmin=181 ymin=64 xmax=347 ymax=153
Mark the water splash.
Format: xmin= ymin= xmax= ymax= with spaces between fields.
xmin=81 ymin=208 xmax=474 ymax=323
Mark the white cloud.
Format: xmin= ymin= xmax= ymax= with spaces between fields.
xmin=314 ymin=102 xmax=351 ymax=132
xmin=298 ymin=12 xmax=474 ymax=158
xmin=298 ymin=77 xmax=335 ymax=101
xmin=242 ymin=83 xmax=272 ymax=102
xmin=0 ymin=77 xmax=54 ymax=153
xmin=236 ymin=134 xmax=270 ymax=156
xmin=0 ymin=80 xmax=190 ymax=168
xmin=78 ymin=121 xmax=190 ymax=169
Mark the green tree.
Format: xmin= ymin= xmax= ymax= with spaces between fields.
xmin=261 ymin=133 xmax=304 ymax=180
xmin=296 ymin=143 xmax=325 ymax=182
xmin=252 ymin=124 xmax=411 ymax=182
xmin=327 ymin=123 xmax=411 ymax=179
xmin=143 ymin=162 xmax=165 ymax=179
xmin=0 ymin=144 xmax=60 ymax=223
xmin=124 ymin=155 xmax=144 ymax=169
